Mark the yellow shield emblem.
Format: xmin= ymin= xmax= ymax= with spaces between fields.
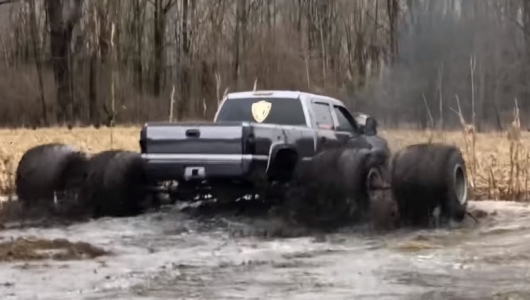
xmin=251 ymin=100 xmax=272 ymax=123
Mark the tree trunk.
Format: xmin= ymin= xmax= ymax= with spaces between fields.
xmin=522 ymin=0 xmax=530 ymax=126
xmin=386 ymin=0 xmax=399 ymax=65
xmin=178 ymin=0 xmax=190 ymax=119
xmin=232 ymin=0 xmax=244 ymax=90
xmin=89 ymin=50 xmax=99 ymax=125
xmin=45 ymin=0 xmax=83 ymax=125
xmin=153 ymin=0 xmax=165 ymax=96
xmin=134 ymin=0 xmax=143 ymax=94
xmin=28 ymin=0 xmax=47 ymax=125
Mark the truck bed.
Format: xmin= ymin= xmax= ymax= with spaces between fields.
xmin=140 ymin=121 xmax=264 ymax=182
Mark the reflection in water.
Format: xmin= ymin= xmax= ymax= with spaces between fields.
xmin=0 ymin=201 xmax=529 ymax=300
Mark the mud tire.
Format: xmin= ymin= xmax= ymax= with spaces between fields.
xmin=15 ymin=143 xmax=89 ymax=210
xmin=391 ymin=143 xmax=468 ymax=227
xmin=284 ymin=147 xmax=386 ymax=229
xmin=80 ymin=150 xmax=154 ymax=218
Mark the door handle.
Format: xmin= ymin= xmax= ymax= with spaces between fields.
xmin=185 ymin=129 xmax=200 ymax=138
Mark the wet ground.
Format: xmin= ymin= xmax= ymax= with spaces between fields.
xmin=0 ymin=200 xmax=529 ymax=300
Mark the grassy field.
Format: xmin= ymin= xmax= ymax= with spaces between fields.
xmin=0 ymin=126 xmax=527 ymax=201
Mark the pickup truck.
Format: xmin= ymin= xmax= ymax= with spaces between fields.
xmin=139 ymin=90 xmax=469 ymax=228
xmin=13 ymin=89 xmax=469 ymax=228
xmin=139 ymin=91 xmax=385 ymax=200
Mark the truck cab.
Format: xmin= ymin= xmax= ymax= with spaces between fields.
xmin=214 ymin=90 xmax=375 ymax=151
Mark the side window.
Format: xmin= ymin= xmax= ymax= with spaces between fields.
xmin=312 ymin=102 xmax=334 ymax=130
xmin=333 ymin=106 xmax=358 ymax=133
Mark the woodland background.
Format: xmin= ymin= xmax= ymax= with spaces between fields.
xmin=0 ymin=0 xmax=529 ymax=131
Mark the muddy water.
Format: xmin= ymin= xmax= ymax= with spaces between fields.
xmin=1 ymin=201 xmax=530 ymax=300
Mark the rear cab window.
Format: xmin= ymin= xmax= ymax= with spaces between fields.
xmin=215 ymin=97 xmax=307 ymax=126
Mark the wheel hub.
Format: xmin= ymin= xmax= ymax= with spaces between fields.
xmin=366 ymin=168 xmax=390 ymax=191
xmin=366 ymin=168 xmax=381 ymax=192
xmin=454 ymin=164 xmax=468 ymax=205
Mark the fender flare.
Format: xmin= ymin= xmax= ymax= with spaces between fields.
xmin=266 ymin=143 xmax=299 ymax=176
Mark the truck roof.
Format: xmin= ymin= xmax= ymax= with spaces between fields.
xmin=226 ymin=90 xmax=346 ymax=107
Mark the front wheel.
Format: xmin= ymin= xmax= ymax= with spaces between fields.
xmin=283 ymin=147 xmax=384 ymax=229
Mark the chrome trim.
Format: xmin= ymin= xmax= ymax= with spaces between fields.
xmin=141 ymin=153 xmax=268 ymax=162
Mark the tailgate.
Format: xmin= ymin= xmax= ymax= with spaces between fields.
xmin=140 ymin=122 xmax=246 ymax=156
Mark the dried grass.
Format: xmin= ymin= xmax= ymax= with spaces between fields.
xmin=0 ymin=125 xmax=527 ymax=201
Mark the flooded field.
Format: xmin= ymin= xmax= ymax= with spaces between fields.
xmin=0 ymin=200 xmax=529 ymax=300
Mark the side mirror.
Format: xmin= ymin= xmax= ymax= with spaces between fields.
xmin=354 ymin=113 xmax=378 ymax=136
xmin=364 ymin=117 xmax=378 ymax=135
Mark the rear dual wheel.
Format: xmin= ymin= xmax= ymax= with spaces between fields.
xmin=15 ymin=143 xmax=89 ymax=218
xmin=391 ymin=143 xmax=468 ymax=227
xmin=15 ymin=145 xmax=160 ymax=219
xmin=80 ymin=150 xmax=159 ymax=218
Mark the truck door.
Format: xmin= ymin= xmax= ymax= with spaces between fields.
xmin=310 ymin=100 xmax=340 ymax=152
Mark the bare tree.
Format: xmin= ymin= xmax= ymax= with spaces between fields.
xmin=153 ymin=0 xmax=176 ymax=96
xmin=27 ymin=0 xmax=47 ymax=125
xmin=0 ymin=0 xmax=527 ymax=130
xmin=44 ymin=0 xmax=83 ymax=125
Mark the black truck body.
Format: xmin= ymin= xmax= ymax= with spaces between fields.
xmin=140 ymin=122 xmax=311 ymax=181
xmin=139 ymin=90 xmax=386 ymax=198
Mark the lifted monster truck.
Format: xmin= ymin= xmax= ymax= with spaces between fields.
xmin=140 ymin=90 xmax=469 ymax=228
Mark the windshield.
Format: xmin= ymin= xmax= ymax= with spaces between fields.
xmin=215 ymin=97 xmax=307 ymax=126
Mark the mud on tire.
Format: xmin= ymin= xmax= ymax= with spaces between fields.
xmin=80 ymin=150 xmax=156 ymax=218
xmin=284 ymin=147 xmax=387 ymax=229
xmin=15 ymin=143 xmax=89 ymax=213
xmin=391 ymin=143 xmax=468 ymax=227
